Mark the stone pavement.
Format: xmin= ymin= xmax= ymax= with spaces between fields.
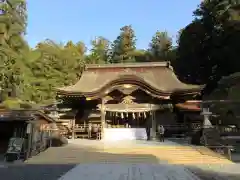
xmin=0 ymin=139 xmax=239 ymax=180
xmin=59 ymin=163 xmax=201 ymax=180
xmin=68 ymin=139 xmax=233 ymax=164
xmin=58 ymin=140 xmax=240 ymax=180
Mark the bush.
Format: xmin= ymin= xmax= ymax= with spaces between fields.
xmin=0 ymin=98 xmax=37 ymax=110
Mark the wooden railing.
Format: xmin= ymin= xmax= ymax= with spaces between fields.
xmin=74 ymin=124 xmax=102 ymax=130
xmin=218 ymin=126 xmax=240 ymax=136
xmin=70 ymin=124 xmax=102 ymax=140
xmin=106 ymin=124 xmax=126 ymax=128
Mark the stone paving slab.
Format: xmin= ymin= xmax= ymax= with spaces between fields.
xmin=58 ymin=163 xmax=201 ymax=180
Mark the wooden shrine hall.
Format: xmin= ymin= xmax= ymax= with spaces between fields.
xmin=56 ymin=62 xmax=202 ymax=141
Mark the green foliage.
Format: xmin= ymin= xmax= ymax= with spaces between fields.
xmin=0 ymin=0 xmax=28 ymax=98
xmin=148 ymin=31 xmax=172 ymax=61
xmin=2 ymin=98 xmax=22 ymax=109
xmin=87 ymin=37 xmax=110 ymax=64
xmin=26 ymin=40 xmax=86 ymax=103
xmin=1 ymin=0 xmax=238 ymax=104
xmin=174 ymin=0 xmax=240 ymax=90
xmin=111 ymin=25 xmax=137 ymax=63
xmin=203 ymin=72 xmax=240 ymax=100
xmin=0 ymin=98 xmax=37 ymax=109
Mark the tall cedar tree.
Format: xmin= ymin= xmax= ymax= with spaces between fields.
xmin=148 ymin=31 xmax=172 ymax=61
xmin=111 ymin=25 xmax=137 ymax=63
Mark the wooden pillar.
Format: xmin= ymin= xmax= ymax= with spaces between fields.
xmin=151 ymin=110 xmax=157 ymax=140
xmin=26 ymin=122 xmax=33 ymax=159
xmin=101 ymin=98 xmax=106 ymax=139
xmin=72 ymin=115 xmax=76 ymax=139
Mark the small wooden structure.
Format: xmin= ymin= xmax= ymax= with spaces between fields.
xmin=0 ymin=109 xmax=56 ymax=161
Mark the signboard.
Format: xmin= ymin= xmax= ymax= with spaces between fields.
xmin=6 ymin=138 xmax=24 ymax=154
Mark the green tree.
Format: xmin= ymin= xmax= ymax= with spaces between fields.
xmin=148 ymin=31 xmax=172 ymax=61
xmin=0 ymin=0 xmax=28 ymax=99
xmin=133 ymin=49 xmax=150 ymax=62
xmin=111 ymin=25 xmax=136 ymax=63
xmin=28 ymin=39 xmax=86 ymax=103
xmin=174 ymin=0 xmax=240 ymax=90
xmin=87 ymin=36 xmax=110 ymax=64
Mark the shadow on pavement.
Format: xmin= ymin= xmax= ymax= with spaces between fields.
xmin=187 ymin=165 xmax=240 ymax=180
xmin=1 ymin=144 xmax=240 ymax=180
xmin=0 ymin=145 xmax=159 ymax=180
xmin=0 ymin=163 xmax=76 ymax=180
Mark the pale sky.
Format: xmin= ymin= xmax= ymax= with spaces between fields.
xmin=26 ymin=0 xmax=200 ymax=50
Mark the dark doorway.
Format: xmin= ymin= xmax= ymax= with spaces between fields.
xmin=0 ymin=121 xmax=26 ymax=160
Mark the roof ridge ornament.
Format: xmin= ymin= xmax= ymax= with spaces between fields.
xmin=121 ymin=95 xmax=136 ymax=104
xmin=119 ymin=68 xmax=137 ymax=75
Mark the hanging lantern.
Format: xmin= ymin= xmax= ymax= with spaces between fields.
xmin=126 ymin=112 xmax=128 ymax=117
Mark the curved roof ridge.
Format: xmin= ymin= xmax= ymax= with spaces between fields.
xmin=86 ymin=61 xmax=170 ymax=69
xmin=57 ymin=62 xmax=202 ymax=97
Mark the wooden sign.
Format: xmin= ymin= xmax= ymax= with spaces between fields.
xmin=6 ymin=138 xmax=24 ymax=154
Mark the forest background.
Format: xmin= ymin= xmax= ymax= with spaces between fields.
xmin=0 ymin=0 xmax=239 ymax=106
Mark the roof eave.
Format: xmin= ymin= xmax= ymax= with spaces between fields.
xmin=35 ymin=111 xmax=56 ymax=123
xmin=85 ymin=62 xmax=169 ymax=69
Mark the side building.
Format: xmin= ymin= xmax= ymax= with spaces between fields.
xmin=0 ymin=109 xmax=57 ymax=161
xmin=56 ymin=62 xmax=202 ymax=140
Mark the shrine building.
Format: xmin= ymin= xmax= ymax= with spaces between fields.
xmin=56 ymin=62 xmax=202 ymax=141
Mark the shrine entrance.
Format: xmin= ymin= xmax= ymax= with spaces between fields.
xmin=98 ymin=95 xmax=163 ymax=141
xmin=56 ymin=62 xmax=202 ymax=141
